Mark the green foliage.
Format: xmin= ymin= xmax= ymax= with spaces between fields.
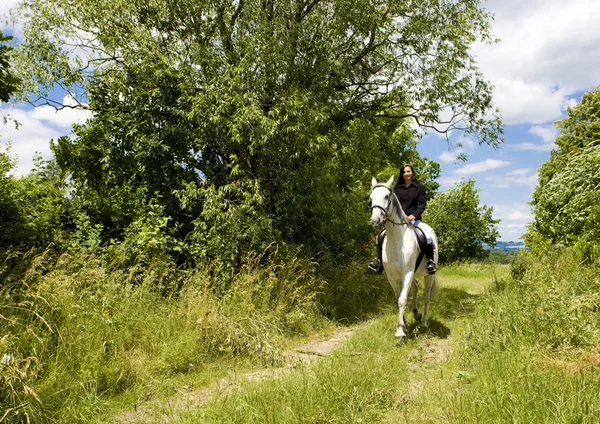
xmin=176 ymin=179 xmax=279 ymax=274
xmin=318 ymin=258 xmax=394 ymax=322
xmin=485 ymin=248 xmax=519 ymax=264
xmin=0 ymin=30 xmax=20 ymax=102
xmin=0 ymin=152 xmax=70 ymax=250
xmin=529 ymin=145 xmax=600 ymax=247
xmin=573 ymin=203 xmax=600 ymax=263
xmin=13 ymin=0 xmax=502 ymax=269
xmin=527 ymin=85 xmax=600 ymax=251
xmin=423 ymin=179 xmax=499 ymax=263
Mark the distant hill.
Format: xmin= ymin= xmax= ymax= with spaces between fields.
xmin=492 ymin=241 xmax=527 ymax=251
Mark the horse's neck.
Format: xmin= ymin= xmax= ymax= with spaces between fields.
xmin=385 ymin=194 xmax=414 ymax=240
xmin=385 ymin=211 xmax=408 ymax=236
xmin=385 ymin=209 xmax=411 ymax=237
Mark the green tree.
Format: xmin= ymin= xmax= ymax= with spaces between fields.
xmin=0 ymin=30 xmax=19 ymax=102
xmin=13 ymin=0 xmax=502 ymax=266
xmin=0 ymin=153 xmax=70 ymax=249
xmin=423 ymin=179 xmax=499 ymax=263
xmin=526 ymin=85 xmax=600 ymax=251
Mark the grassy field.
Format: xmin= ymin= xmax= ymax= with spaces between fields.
xmin=445 ymin=252 xmax=600 ymax=423
xmin=5 ymin=254 xmax=600 ymax=423
xmin=103 ymin=263 xmax=509 ymax=423
xmin=109 ymin=257 xmax=600 ymax=424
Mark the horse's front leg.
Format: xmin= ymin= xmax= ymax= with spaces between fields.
xmin=395 ymin=271 xmax=415 ymax=339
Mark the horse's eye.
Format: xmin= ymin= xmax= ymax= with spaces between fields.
xmin=384 ymin=195 xmax=389 ymax=200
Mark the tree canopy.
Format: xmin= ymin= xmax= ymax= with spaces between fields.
xmin=12 ymin=0 xmax=503 ymax=267
xmin=526 ymin=85 xmax=600 ymax=251
xmin=0 ymin=30 xmax=20 ymax=103
xmin=423 ymin=179 xmax=499 ymax=263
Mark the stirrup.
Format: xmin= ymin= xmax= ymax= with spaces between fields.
xmin=368 ymin=260 xmax=384 ymax=274
xmin=426 ymin=260 xmax=437 ymax=275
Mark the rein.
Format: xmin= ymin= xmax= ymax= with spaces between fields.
xmin=371 ymin=184 xmax=410 ymax=227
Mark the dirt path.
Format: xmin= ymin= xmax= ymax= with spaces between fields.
xmin=113 ymin=326 xmax=361 ymax=423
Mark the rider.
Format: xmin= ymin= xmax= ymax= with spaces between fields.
xmin=368 ymin=163 xmax=437 ymax=275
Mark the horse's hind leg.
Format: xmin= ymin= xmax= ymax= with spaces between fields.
xmin=421 ymin=275 xmax=435 ymax=328
xmin=411 ymin=278 xmax=422 ymax=322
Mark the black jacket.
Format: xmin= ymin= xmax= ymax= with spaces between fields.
xmin=394 ymin=180 xmax=426 ymax=220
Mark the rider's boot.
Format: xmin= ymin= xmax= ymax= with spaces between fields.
xmin=425 ymin=243 xmax=437 ymax=275
xmin=368 ymin=232 xmax=385 ymax=274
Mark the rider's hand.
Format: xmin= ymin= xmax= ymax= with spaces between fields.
xmin=407 ymin=214 xmax=415 ymax=221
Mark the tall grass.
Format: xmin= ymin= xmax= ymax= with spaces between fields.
xmin=0 ymin=247 xmax=332 ymax=423
xmin=317 ymin=258 xmax=394 ymax=322
xmin=446 ymin=249 xmax=600 ymax=422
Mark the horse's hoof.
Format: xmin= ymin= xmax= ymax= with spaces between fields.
xmin=395 ymin=330 xmax=406 ymax=338
xmin=420 ymin=321 xmax=429 ymax=328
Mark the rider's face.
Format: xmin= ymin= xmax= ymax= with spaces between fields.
xmin=403 ymin=166 xmax=413 ymax=181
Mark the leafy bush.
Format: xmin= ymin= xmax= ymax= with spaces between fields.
xmin=573 ymin=203 xmax=600 ymax=264
xmin=0 ymin=153 xmax=69 ymax=250
xmin=529 ymin=145 xmax=600 ymax=247
xmin=470 ymin=248 xmax=600 ymax=354
xmin=317 ymin=257 xmax=394 ymax=322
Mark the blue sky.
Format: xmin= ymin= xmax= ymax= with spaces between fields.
xmin=2 ymin=0 xmax=600 ymax=241
xmin=414 ymin=0 xmax=599 ymax=241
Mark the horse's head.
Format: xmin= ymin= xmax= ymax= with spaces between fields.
xmin=369 ymin=176 xmax=395 ymax=227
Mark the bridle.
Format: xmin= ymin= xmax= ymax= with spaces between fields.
xmin=370 ymin=184 xmax=409 ymax=226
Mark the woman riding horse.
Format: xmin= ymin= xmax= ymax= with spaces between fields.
xmin=368 ymin=163 xmax=437 ymax=275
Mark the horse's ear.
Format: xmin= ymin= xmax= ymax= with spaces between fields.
xmin=386 ymin=176 xmax=394 ymax=187
xmin=371 ymin=177 xmax=377 ymax=188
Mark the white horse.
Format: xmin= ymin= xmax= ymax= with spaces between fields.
xmin=369 ymin=176 xmax=439 ymax=339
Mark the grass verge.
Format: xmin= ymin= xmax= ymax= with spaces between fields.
xmin=444 ymin=250 xmax=600 ymax=423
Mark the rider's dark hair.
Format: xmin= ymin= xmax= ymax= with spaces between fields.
xmin=400 ymin=163 xmax=418 ymax=182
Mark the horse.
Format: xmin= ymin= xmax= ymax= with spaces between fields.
xmin=369 ymin=176 xmax=439 ymax=339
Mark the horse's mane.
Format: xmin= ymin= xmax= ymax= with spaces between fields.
xmin=390 ymin=189 xmax=414 ymax=227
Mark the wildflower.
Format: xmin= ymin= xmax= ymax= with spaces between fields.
xmin=1 ymin=354 xmax=13 ymax=366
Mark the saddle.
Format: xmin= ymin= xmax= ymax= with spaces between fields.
xmin=378 ymin=226 xmax=428 ymax=272
xmin=413 ymin=226 xmax=428 ymax=272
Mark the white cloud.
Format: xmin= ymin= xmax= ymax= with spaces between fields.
xmin=438 ymin=176 xmax=463 ymax=187
xmin=454 ymin=159 xmax=510 ymax=176
xmin=0 ymin=0 xmax=25 ymax=39
xmin=1 ymin=101 xmax=91 ymax=176
xmin=489 ymin=80 xmax=567 ymax=125
xmin=506 ymin=168 xmax=533 ymax=178
xmin=439 ymin=151 xmax=458 ymax=163
xmin=528 ymin=125 xmax=558 ymax=143
xmin=509 ymin=142 xmax=554 ymax=152
xmin=458 ymin=137 xmax=476 ymax=151
xmin=563 ymin=98 xmax=578 ymax=110
xmin=438 ymin=135 xmax=476 ymax=163
xmin=490 ymin=203 xmax=534 ymax=240
xmin=473 ymin=0 xmax=600 ymax=126
xmin=485 ymin=169 xmax=538 ymax=190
